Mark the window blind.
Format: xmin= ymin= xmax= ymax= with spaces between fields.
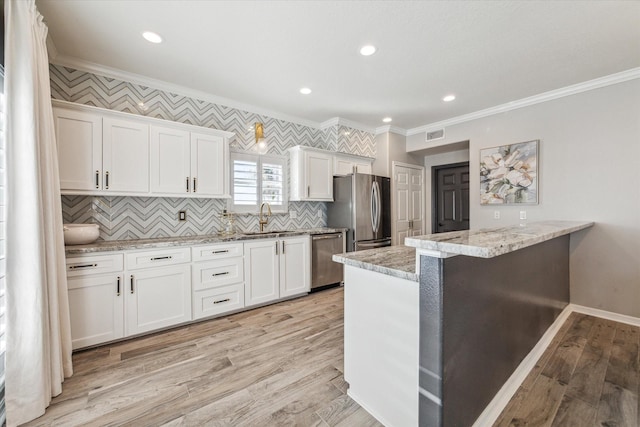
xmin=230 ymin=152 xmax=287 ymax=213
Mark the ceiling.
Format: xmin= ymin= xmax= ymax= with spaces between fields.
xmin=36 ymin=1 xmax=640 ymax=132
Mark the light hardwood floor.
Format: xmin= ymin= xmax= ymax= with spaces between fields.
xmin=25 ymin=287 xmax=382 ymax=427
xmin=494 ymin=312 xmax=639 ymax=427
xmin=25 ymin=287 xmax=639 ymax=426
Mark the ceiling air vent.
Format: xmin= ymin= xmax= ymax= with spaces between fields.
xmin=426 ymin=129 xmax=445 ymax=142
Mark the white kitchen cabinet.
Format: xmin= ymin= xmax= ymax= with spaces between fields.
xmin=65 ymin=253 xmax=125 ymax=350
xmin=334 ymin=153 xmax=373 ymax=176
xmin=244 ymin=239 xmax=280 ymax=306
xmin=150 ymin=126 xmax=226 ymax=196
xmin=102 ymin=117 xmax=150 ymax=193
xmin=289 ymin=146 xmax=333 ymax=201
xmin=192 ymin=242 xmax=245 ymax=320
xmin=279 ymin=236 xmax=311 ymax=298
xmin=53 ymin=100 xmax=233 ymax=198
xmin=126 ymin=264 xmax=192 ymax=335
xmin=244 ymin=236 xmax=310 ymax=307
xmin=54 ymin=106 xmax=150 ymax=194
xmin=54 ymin=108 xmax=103 ymax=191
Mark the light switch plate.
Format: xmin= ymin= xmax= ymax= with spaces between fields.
xmin=179 ymin=210 xmax=187 ymax=221
xmin=494 ymin=211 xmax=500 ymax=219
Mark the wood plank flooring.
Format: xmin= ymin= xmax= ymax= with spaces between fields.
xmin=25 ymin=287 xmax=382 ymax=427
xmin=23 ymin=287 xmax=640 ymax=427
xmin=494 ymin=312 xmax=640 ymax=427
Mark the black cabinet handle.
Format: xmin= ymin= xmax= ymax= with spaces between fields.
xmin=95 ymin=170 xmax=100 ymax=189
xmin=193 ymin=177 xmax=197 ymax=193
xmin=116 ymin=276 xmax=121 ymax=296
xmin=130 ymin=275 xmax=134 ymax=294
xmin=186 ymin=177 xmax=190 ymax=192
xmin=212 ymin=250 xmax=229 ymax=254
xmin=68 ymin=263 xmax=98 ymax=270
xmin=213 ymin=298 xmax=230 ymax=305
xmin=150 ymin=256 xmax=172 ymax=261
xmin=212 ymin=272 xmax=230 ymax=277
xmin=105 ymin=171 xmax=110 ymax=189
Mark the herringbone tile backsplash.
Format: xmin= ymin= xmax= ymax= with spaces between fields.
xmin=52 ymin=64 xmax=375 ymax=240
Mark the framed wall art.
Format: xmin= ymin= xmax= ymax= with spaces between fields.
xmin=480 ymin=139 xmax=538 ymax=205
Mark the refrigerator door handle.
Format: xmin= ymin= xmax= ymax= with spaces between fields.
xmin=371 ymin=181 xmax=379 ymax=234
xmin=375 ymin=180 xmax=382 ymax=234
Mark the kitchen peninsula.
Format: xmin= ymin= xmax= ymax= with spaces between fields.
xmin=333 ymin=220 xmax=594 ymax=427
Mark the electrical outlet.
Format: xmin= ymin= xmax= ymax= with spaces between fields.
xmin=178 ymin=210 xmax=187 ymax=221
xmin=289 ymin=211 xmax=297 ymax=219
xmin=317 ymin=210 xmax=323 ymax=218
xmin=494 ymin=211 xmax=500 ymax=219
xmin=519 ymin=211 xmax=527 ymax=220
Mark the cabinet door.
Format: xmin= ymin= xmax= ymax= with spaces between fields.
xmin=355 ymin=161 xmax=372 ymax=174
xmin=103 ymin=117 xmax=149 ymax=193
xmin=54 ymin=108 xmax=102 ymax=191
xmin=67 ymin=274 xmax=124 ymax=349
xmin=126 ymin=265 xmax=191 ymax=335
xmin=150 ymin=125 xmax=191 ymax=194
xmin=244 ymin=239 xmax=279 ymax=307
xmin=191 ymin=132 xmax=225 ymax=196
xmin=334 ymin=157 xmax=355 ymax=176
xmin=305 ymin=151 xmax=333 ymax=200
xmin=279 ymin=236 xmax=311 ymax=298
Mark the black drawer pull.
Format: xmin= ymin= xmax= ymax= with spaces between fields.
xmin=68 ymin=263 xmax=98 ymax=270
xmin=212 ymin=250 xmax=229 ymax=254
xmin=213 ymin=298 xmax=231 ymax=304
xmin=116 ymin=276 xmax=121 ymax=296
xmin=130 ymin=275 xmax=134 ymax=294
xmin=212 ymin=271 xmax=230 ymax=277
xmin=150 ymin=256 xmax=172 ymax=261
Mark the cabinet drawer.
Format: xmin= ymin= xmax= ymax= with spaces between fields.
xmin=193 ymin=284 xmax=244 ymax=319
xmin=192 ymin=243 xmax=243 ymax=262
xmin=66 ymin=253 xmax=124 ymax=277
xmin=193 ymin=257 xmax=244 ymax=290
xmin=126 ymin=247 xmax=191 ymax=270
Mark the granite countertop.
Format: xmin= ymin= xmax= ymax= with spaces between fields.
xmin=404 ymin=220 xmax=594 ymax=258
xmin=333 ymin=246 xmax=418 ymax=282
xmin=66 ymin=227 xmax=346 ymax=254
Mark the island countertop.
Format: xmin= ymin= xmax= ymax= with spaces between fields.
xmin=404 ymin=220 xmax=594 ymax=258
xmin=332 ymin=245 xmax=417 ymax=282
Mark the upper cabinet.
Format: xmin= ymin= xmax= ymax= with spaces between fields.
xmin=333 ymin=153 xmax=373 ymax=176
xmin=53 ymin=100 xmax=233 ymax=198
xmin=150 ymin=126 xmax=226 ymax=197
xmin=289 ymin=146 xmax=334 ymax=201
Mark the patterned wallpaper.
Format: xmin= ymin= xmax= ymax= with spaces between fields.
xmin=51 ymin=64 xmax=375 ymax=240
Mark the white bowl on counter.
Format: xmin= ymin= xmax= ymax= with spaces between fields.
xmin=63 ymin=224 xmax=100 ymax=245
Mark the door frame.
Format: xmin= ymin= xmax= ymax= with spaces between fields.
xmin=391 ymin=161 xmax=425 ymax=246
xmin=431 ymin=161 xmax=470 ymax=234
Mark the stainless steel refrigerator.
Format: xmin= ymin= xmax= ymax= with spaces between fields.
xmin=327 ymin=173 xmax=391 ymax=252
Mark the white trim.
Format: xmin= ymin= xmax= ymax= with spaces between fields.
xmin=320 ymin=117 xmax=376 ymax=134
xmin=407 ymin=67 xmax=640 ymax=136
xmin=375 ymin=125 xmax=408 ymax=136
xmin=52 ymin=99 xmax=236 ymax=138
xmin=472 ymin=303 xmax=640 ymax=426
xmin=347 ymin=390 xmax=392 ymax=427
xmin=569 ymin=303 xmax=640 ymax=328
xmin=472 ymin=304 xmax=574 ymax=427
xmin=50 ymin=54 xmax=322 ymax=129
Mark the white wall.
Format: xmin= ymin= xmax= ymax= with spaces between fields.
xmin=407 ymin=79 xmax=640 ymax=318
xmin=373 ymin=131 xmax=422 ymax=177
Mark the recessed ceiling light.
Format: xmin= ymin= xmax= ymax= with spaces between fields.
xmin=300 ymin=87 xmax=312 ymax=95
xmin=142 ymin=31 xmax=163 ymax=44
xmin=443 ymin=94 xmax=456 ymax=102
xmin=382 ymin=117 xmax=392 ymax=123
xmin=360 ymin=45 xmax=377 ymax=56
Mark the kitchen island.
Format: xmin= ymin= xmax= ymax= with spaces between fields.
xmin=333 ymin=220 xmax=593 ymax=427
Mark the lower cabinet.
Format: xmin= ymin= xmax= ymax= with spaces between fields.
xmin=244 ymin=236 xmax=310 ymax=307
xmin=126 ymin=264 xmax=192 ymax=335
xmin=67 ymin=236 xmax=312 ymax=349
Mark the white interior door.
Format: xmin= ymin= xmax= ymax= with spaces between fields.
xmin=393 ymin=163 xmax=424 ymax=245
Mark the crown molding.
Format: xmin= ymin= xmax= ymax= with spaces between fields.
xmin=320 ymin=117 xmax=376 ymax=134
xmin=407 ymin=67 xmax=640 ymax=136
xmin=375 ymin=125 xmax=408 ymax=136
xmin=49 ymin=54 xmax=323 ymax=130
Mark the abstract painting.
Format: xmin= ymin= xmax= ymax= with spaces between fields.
xmin=480 ymin=140 xmax=538 ymax=205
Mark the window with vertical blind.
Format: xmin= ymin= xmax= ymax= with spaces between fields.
xmin=229 ymin=152 xmax=288 ymax=213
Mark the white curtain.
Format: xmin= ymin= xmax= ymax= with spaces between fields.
xmin=4 ymin=1 xmax=73 ymax=426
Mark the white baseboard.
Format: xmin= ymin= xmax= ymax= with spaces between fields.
xmin=568 ymin=304 xmax=640 ymax=327
xmin=471 ymin=305 xmax=574 ymax=427
xmin=472 ymin=304 xmax=640 ymax=427
xmin=346 ymin=389 xmax=394 ymax=427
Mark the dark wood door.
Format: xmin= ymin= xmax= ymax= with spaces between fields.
xmin=433 ymin=163 xmax=470 ymax=233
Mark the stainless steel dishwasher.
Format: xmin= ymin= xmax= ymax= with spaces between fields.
xmin=311 ymin=232 xmax=345 ymax=291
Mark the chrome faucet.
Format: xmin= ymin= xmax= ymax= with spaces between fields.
xmin=259 ymin=202 xmax=272 ymax=232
